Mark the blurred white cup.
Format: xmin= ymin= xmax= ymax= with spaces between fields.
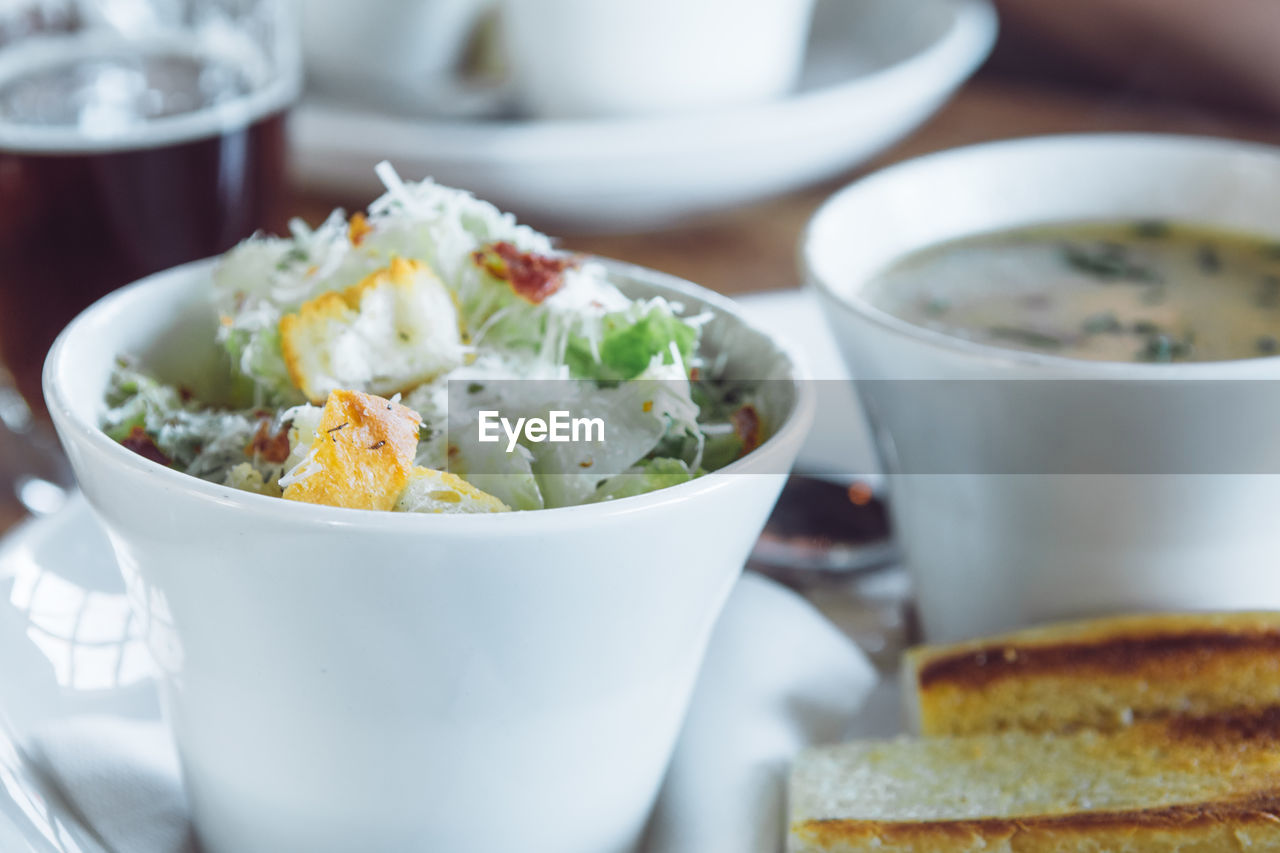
xmin=303 ymin=0 xmax=496 ymax=115
xmin=500 ymin=0 xmax=817 ymax=119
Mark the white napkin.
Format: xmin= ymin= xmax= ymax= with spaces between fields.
xmin=28 ymin=572 xmax=876 ymax=853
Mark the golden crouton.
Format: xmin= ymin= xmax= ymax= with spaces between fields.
xmin=394 ymin=467 xmax=510 ymax=514
xmin=279 ymin=257 xmax=463 ymax=404
xmin=282 ymin=389 xmax=422 ymax=511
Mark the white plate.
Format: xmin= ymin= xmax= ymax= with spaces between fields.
xmin=291 ymin=0 xmax=996 ymax=231
xmin=0 ymin=497 xmax=138 ymax=853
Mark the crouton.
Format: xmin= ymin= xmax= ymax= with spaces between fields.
xmin=279 ymin=257 xmax=463 ymax=404
xmin=282 ymin=389 xmax=422 ymax=511
xmin=394 ymin=467 xmax=510 ymax=514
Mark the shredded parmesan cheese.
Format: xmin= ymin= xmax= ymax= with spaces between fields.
xmin=278 ymin=446 xmax=321 ymax=488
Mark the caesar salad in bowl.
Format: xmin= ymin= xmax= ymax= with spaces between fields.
xmin=95 ymin=163 xmax=781 ymax=514
xmin=42 ymin=168 xmax=813 ymax=853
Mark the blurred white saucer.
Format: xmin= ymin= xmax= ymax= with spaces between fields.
xmin=0 ymin=497 xmax=126 ymax=853
xmin=291 ymin=0 xmax=996 ymax=231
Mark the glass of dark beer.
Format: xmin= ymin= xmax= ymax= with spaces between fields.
xmin=0 ymin=0 xmax=300 ymax=409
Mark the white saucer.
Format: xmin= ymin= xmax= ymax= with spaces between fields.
xmin=291 ymin=0 xmax=996 ymax=231
xmin=0 ymin=496 xmax=137 ymax=853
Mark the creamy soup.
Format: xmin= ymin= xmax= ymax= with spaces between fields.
xmin=865 ymin=221 xmax=1280 ymax=362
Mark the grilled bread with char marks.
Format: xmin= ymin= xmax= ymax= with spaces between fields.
xmin=903 ymin=611 xmax=1280 ymax=736
xmin=790 ymin=612 xmax=1280 ymax=851
xmin=790 ymin=707 xmax=1280 ymax=852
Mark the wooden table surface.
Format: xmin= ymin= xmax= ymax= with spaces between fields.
xmin=292 ymin=76 xmax=1280 ymax=296
xmin=11 ymin=76 xmax=1280 ymax=536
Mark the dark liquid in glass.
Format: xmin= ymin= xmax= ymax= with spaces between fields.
xmin=0 ymin=44 xmax=288 ymax=407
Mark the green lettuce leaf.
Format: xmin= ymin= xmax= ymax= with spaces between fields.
xmin=586 ymin=458 xmax=695 ymax=503
xmin=567 ymin=303 xmax=698 ymax=381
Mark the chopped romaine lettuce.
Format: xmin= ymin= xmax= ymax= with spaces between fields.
xmin=443 ymin=417 xmax=546 ymax=511
xmin=566 ymin=301 xmax=698 ymax=381
xmin=698 ymin=424 xmax=745 ymax=473
xmin=586 ymin=458 xmax=696 ymax=503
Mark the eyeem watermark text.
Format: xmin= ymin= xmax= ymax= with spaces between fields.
xmin=478 ymin=410 xmax=606 ymax=453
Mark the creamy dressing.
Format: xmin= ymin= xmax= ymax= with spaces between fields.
xmin=865 ymin=222 xmax=1280 ymax=362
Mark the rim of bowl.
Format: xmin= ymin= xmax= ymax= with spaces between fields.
xmin=802 ymin=132 xmax=1280 ymax=378
xmin=45 ymin=256 xmax=815 ymax=532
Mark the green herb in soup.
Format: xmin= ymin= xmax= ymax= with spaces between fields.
xmin=865 ymin=221 xmax=1280 ymax=363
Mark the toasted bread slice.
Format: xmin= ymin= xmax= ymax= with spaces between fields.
xmin=279 ymin=257 xmax=463 ymax=403
xmin=393 ymin=467 xmax=509 ymax=514
xmin=790 ymin=710 xmax=1280 ymax=852
xmin=282 ymin=389 xmax=421 ymax=511
xmin=903 ymin=612 xmax=1280 ymax=736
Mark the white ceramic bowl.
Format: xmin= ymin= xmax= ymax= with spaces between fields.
xmin=43 ymin=259 xmax=813 ymax=853
xmin=804 ymin=134 xmax=1280 ymax=641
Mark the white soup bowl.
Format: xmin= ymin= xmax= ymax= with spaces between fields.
xmin=805 ymin=134 xmax=1280 ymax=641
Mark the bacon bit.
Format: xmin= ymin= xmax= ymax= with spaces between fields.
xmin=348 ymin=212 xmax=372 ymax=246
xmin=689 ymin=366 xmax=701 ymax=381
xmin=121 ymin=426 xmax=171 ymax=467
xmin=578 ymin=458 xmax=593 ymax=468
xmin=245 ymin=420 xmax=292 ymax=464
xmin=178 ymin=386 xmax=194 ymax=403
xmin=368 ymin=440 xmax=386 ymax=450
xmin=731 ymin=404 xmax=761 ymax=457
xmin=472 ymin=241 xmax=576 ymax=304
xmin=447 ymin=443 xmax=460 ymax=459
xmin=642 ymin=400 xmax=653 ymax=413
xmin=847 ymin=481 xmax=874 ymax=506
